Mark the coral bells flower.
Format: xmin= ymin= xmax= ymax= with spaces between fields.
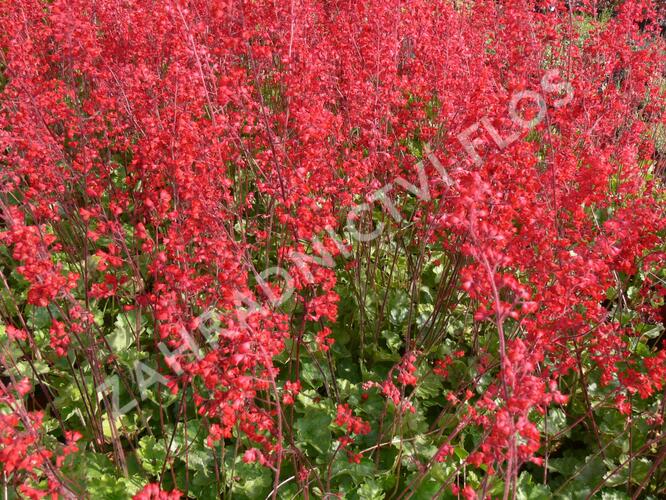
xmin=56 ymin=431 xmax=82 ymax=467
xmin=0 ymin=0 xmax=664 ymax=495
xmin=434 ymin=443 xmax=454 ymax=462
xmin=316 ymin=326 xmax=335 ymax=351
xmin=6 ymin=325 xmax=28 ymax=342
xmin=242 ymin=448 xmax=267 ymax=465
xmin=13 ymin=378 xmax=32 ymax=397
xmin=397 ymin=353 xmax=418 ymax=386
xmin=48 ymin=320 xmax=70 ymax=356
xmin=433 ymin=356 xmax=454 ymax=377
xmin=133 ymin=484 xmax=182 ymax=500
xmin=336 ymin=404 xmax=370 ymax=435
xmin=462 ymin=485 xmax=477 ymax=500
xmin=282 ymin=381 xmax=301 ymax=405
xmin=615 ymin=394 xmax=632 ymax=416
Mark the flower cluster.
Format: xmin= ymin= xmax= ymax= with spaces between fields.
xmin=0 ymin=0 xmax=664 ymax=496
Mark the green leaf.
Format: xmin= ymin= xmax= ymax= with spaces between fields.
xmin=389 ymin=291 xmax=409 ymax=326
xmin=299 ymin=357 xmax=325 ymax=388
xmin=137 ymin=435 xmax=167 ymax=475
xmin=381 ymin=329 xmax=403 ymax=352
xmin=358 ymin=479 xmax=386 ymax=500
xmin=84 ymin=453 xmax=143 ymax=499
xmin=329 ymin=456 xmax=376 ymax=484
xmin=602 ymin=458 xmax=651 ymax=487
xmin=3 ymin=359 xmax=50 ymax=381
xmin=295 ymin=409 xmax=332 ymax=454
xmin=414 ymin=369 xmax=442 ymax=402
xmin=515 ymin=472 xmax=551 ymax=500
xmin=411 ymin=476 xmax=443 ymax=499
xmin=548 ymin=456 xmax=582 ymax=476
xmin=540 ymin=408 xmax=567 ymax=437
xmin=108 ymin=312 xmax=140 ymax=353
xmin=601 ymin=491 xmax=630 ymax=500
xmin=230 ymin=462 xmax=271 ymax=499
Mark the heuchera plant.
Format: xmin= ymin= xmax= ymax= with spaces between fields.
xmin=0 ymin=0 xmax=665 ymax=498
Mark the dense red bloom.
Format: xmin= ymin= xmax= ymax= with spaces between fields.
xmin=0 ymin=0 xmax=664 ymax=496
xmin=336 ymin=404 xmax=371 ymax=436
xmin=133 ymin=484 xmax=181 ymax=500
